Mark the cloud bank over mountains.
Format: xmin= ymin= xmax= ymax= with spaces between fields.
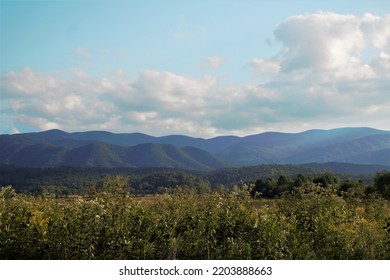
xmin=261 ymin=12 xmax=390 ymax=76
xmin=1 ymin=12 xmax=389 ymax=137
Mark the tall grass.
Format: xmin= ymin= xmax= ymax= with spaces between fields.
xmin=0 ymin=182 xmax=389 ymax=259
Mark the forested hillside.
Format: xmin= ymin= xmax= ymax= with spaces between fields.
xmin=1 ymin=163 xmax=389 ymax=198
xmin=1 ymin=127 xmax=389 ymax=168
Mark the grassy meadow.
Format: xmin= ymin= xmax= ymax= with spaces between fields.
xmin=1 ymin=175 xmax=389 ymax=260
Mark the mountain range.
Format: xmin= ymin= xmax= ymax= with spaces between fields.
xmin=1 ymin=127 xmax=389 ymax=170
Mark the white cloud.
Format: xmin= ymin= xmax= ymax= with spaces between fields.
xmin=1 ymin=67 xmax=62 ymax=95
xmin=245 ymin=12 xmax=390 ymax=131
xmin=371 ymin=51 xmax=390 ymax=73
xmin=270 ymin=12 xmax=390 ymax=80
xmin=0 ymin=67 xmax=282 ymax=136
xmin=1 ymin=12 xmax=389 ymax=136
xmin=18 ymin=115 xmax=61 ymax=131
xmin=201 ymin=56 xmax=225 ymax=69
xmin=248 ymin=58 xmax=281 ymax=74
xmin=1 ymin=61 xmax=389 ymax=137
xmin=71 ymin=68 xmax=89 ymax=79
xmin=12 ymin=127 xmax=20 ymax=134
xmin=360 ymin=13 xmax=390 ymax=49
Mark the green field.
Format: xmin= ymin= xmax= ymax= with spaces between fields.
xmin=1 ymin=174 xmax=389 ymax=260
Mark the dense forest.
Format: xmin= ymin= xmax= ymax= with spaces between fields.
xmin=0 ymin=163 xmax=386 ymax=196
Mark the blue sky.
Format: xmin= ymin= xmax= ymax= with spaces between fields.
xmin=1 ymin=0 xmax=390 ymax=137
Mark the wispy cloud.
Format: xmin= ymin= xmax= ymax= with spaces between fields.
xmin=75 ymin=47 xmax=92 ymax=58
xmin=201 ymin=56 xmax=226 ymax=69
xmin=248 ymin=58 xmax=281 ymax=74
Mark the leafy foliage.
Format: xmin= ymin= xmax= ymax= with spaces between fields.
xmin=1 ymin=178 xmax=389 ymax=260
xmin=373 ymin=171 xmax=390 ymax=199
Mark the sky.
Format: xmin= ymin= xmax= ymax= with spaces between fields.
xmin=1 ymin=0 xmax=389 ymax=137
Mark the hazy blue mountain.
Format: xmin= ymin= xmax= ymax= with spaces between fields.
xmin=62 ymin=142 xmax=130 ymax=168
xmin=181 ymin=146 xmax=230 ymax=169
xmin=70 ymin=131 xmax=156 ymax=147
xmin=287 ymin=134 xmax=390 ymax=164
xmin=344 ymin=148 xmax=390 ymax=166
xmin=123 ymin=143 xmax=226 ymax=170
xmin=0 ymin=135 xmax=231 ymax=170
xmin=217 ymin=128 xmax=390 ymax=165
xmin=304 ymin=162 xmax=390 ymax=175
xmin=1 ymin=127 xmax=389 ymax=169
xmin=0 ymin=135 xmax=68 ymax=167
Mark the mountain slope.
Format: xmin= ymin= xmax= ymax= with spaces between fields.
xmin=124 ymin=143 xmax=220 ymax=170
xmin=62 ymin=142 xmax=131 ymax=168
xmin=344 ymin=148 xmax=390 ymax=166
xmin=0 ymin=135 xmax=231 ymax=170
xmin=217 ymin=129 xmax=390 ymax=165
xmin=181 ymin=146 xmax=230 ymax=169
xmin=288 ymin=134 xmax=390 ymax=164
xmin=0 ymin=135 xmax=69 ymax=167
xmin=303 ymin=162 xmax=390 ymax=175
xmin=1 ymin=127 xmax=389 ymax=168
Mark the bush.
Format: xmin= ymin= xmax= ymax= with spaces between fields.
xmin=0 ymin=182 xmax=389 ymax=259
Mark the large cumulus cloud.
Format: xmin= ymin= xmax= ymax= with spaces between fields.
xmin=249 ymin=12 xmax=390 ymax=130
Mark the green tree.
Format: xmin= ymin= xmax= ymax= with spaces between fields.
xmin=251 ymin=177 xmax=276 ymax=198
xmin=313 ymin=172 xmax=339 ymax=188
xmin=374 ymin=171 xmax=390 ymax=199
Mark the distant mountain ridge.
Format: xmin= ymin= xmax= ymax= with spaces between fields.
xmin=1 ymin=127 xmax=389 ymax=170
xmin=0 ymin=137 xmax=230 ymax=170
